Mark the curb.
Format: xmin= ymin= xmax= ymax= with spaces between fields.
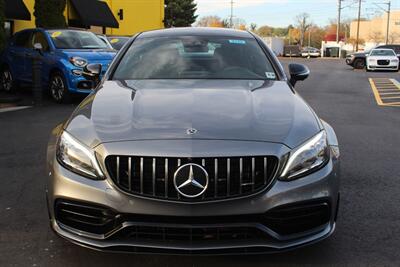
xmin=0 ymin=95 xmax=21 ymax=104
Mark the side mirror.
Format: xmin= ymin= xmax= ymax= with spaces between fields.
xmin=83 ymin=63 xmax=102 ymax=86
xmin=289 ymin=63 xmax=310 ymax=87
xmin=33 ymin=43 xmax=43 ymax=51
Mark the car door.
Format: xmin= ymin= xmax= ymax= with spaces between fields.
xmin=8 ymin=30 xmax=32 ymax=82
xmin=27 ymin=31 xmax=51 ymax=82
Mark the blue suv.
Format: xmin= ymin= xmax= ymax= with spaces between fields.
xmin=0 ymin=29 xmax=117 ymax=103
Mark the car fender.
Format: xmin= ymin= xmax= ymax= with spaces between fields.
xmin=321 ymin=120 xmax=338 ymax=147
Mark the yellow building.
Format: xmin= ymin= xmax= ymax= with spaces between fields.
xmin=5 ymin=0 xmax=165 ymax=37
xmin=350 ymin=10 xmax=400 ymax=44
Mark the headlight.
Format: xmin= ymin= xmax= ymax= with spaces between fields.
xmin=280 ymin=131 xmax=329 ymax=181
xmin=56 ymin=131 xmax=104 ymax=179
xmin=69 ymin=57 xmax=88 ymax=67
xmin=391 ymin=59 xmax=399 ymax=62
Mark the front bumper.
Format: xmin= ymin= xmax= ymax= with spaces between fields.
xmin=64 ymin=63 xmax=110 ymax=94
xmin=46 ymin=142 xmax=340 ymax=254
xmin=367 ymin=62 xmax=399 ymax=70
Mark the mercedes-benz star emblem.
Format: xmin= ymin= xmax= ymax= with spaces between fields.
xmin=174 ymin=163 xmax=209 ymax=198
xmin=186 ymin=128 xmax=197 ymax=135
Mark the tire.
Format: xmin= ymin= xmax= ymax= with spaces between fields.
xmin=49 ymin=72 xmax=71 ymax=104
xmin=0 ymin=67 xmax=16 ymax=93
xmin=353 ymin=59 xmax=365 ymax=69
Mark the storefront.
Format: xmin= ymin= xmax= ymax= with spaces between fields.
xmin=4 ymin=0 xmax=31 ymax=39
xmin=6 ymin=0 xmax=164 ymax=36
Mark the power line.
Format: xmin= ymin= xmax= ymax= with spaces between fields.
xmin=373 ymin=1 xmax=391 ymax=44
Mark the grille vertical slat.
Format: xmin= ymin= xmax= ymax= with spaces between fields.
xmin=239 ymin=158 xmax=243 ymax=194
xmin=165 ymin=158 xmax=169 ymax=198
xmin=152 ymin=158 xmax=156 ymax=196
xmin=106 ymin=156 xmax=278 ymax=202
xmin=227 ymin=158 xmax=231 ymax=196
xmin=140 ymin=157 xmax=144 ymax=194
xmin=264 ymin=157 xmax=267 ymax=185
xmin=251 ymin=157 xmax=255 ymax=191
xmin=116 ymin=156 xmax=120 ymax=184
xmin=128 ymin=157 xmax=132 ymax=190
xmin=214 ymin=158 xmax=218 ymax=198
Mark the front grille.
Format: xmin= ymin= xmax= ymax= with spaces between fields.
xmin=378 ymin=59 xmax=390 ymax=65
xmin=105 ymin=156 xmax=279 ymax=202
xmin=113 ymin=226 xmax=267 ymax=243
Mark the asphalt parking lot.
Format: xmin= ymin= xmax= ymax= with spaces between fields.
xmin=1 ymin=58 xmax=400 ymax=266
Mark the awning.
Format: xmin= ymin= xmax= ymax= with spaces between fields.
xmin=69 ymin=0 xmax=119 ymax=28
xmin=5 ymin=0 xmax=31 ymax=21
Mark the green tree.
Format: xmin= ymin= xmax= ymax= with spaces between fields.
xmin=0 ymin=0 xmax=5 ymax=50
xmin=34 ymin=0 xmax=66 ymax=28
xmin=164 ymin=0 xmax=198 ymax=28
xmin=257 ymin=25 xmax=273 ymax=37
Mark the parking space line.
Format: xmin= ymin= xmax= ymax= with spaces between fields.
xmin=369 ymin=78 xmax=400 ymax=107
xmin=380 ymin=92 xmax=400 ymax=95
xmin=0 ymin=106 xmax=32 ymax=113
xmin=381 ymin=96 xmax=400 ymax=100
xmin=369 ymin=78 xmax=384 ymax=105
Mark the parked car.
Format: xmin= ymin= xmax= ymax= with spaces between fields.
xmin=0 ymin=29 xmax=116 ymax=103
xmin=283 ymin=45 xmax=301 ymax=57
xmin=106 ymin=36 xmax=130 ymax=51
xmin=46 ymin=27 xmax=340 ymax=254
xmin=301 ymin=47 xmax=321 ymax=57
xmin=97 ymin=35 xmax=130 ymax=51
xmin=96 ymin=34 xmax=114 ymax=50
xmin=366 ymin=48 xmax=399 ymax=71
xmin=346 ymin=44 xmax=400 ymax=69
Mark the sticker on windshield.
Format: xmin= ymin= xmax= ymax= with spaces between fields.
xmin=51 ymin=31 xmax=62 ymax=38
xmin=229 ymin=39 xmax=246 ymax=45
xmin=110 ymin=38 xmax=119 ymax=44
xmin=265 ymin=72 xmax=276 ymax=79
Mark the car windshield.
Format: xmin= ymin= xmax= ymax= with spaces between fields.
xmin=112 ymin=36 xmax=277 ymax=80
xmin=107 ymin=37 xmax=130 ymax=50
xmin=47 ymin=30 xmax=108 ymax=49
xmin=370 ymin=49 xmax=395 ymax=56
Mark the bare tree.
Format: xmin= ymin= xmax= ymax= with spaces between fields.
xmin=369 ymin=31 xmax=384 ymax=44
xmin=295 ymin=13 xmax=312 ymax=47
xmin=388 ymin=32 xmax=400 ymax=44
xmin=250 ymin=23 xmax=257 ymax=32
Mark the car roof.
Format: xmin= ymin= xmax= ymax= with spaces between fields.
xmin=137 ymin=27 xmax=254 ymax=39
xmin=371 ymin=48 xmax=394 ymax=51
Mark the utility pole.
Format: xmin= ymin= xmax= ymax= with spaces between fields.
xmin=385 ymin=1 xmax=391 ymax=44
xmin=230 ymin=0 xmax=234 ymax=28
xmin=373 ymin=1 xmax=391 ymax=44
xmin=308 ymin=30 xmax=311 ymax=47
xmin=336 ymin=0 xmax=342 ymax=43
xmin=356 ymin=0 xmax=362 ymax=51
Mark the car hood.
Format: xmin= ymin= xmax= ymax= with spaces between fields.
xmin=348 ymin=51 xmax=367 ymax=57
xmin=65 ymin=80 xmax=321 ymax=149
xmin=60 ymin=49 xmax=116 ymax=61
xmin=368 ymin=55 xmax=396 ymax=59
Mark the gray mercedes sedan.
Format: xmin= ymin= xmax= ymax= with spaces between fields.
xmin=46 ymin=28 xmax=340 ymax=254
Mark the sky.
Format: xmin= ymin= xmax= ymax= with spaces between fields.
xmin=195 ymin=0 xmax=400 ymax=28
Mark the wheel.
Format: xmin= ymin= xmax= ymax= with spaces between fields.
xmin=0 ymin=67 xmax=16 ymax=92
xmin=49 ymin=72 xmax=71 ymax=103
xmin=353 ymin=59 xmax=365 ymax=69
